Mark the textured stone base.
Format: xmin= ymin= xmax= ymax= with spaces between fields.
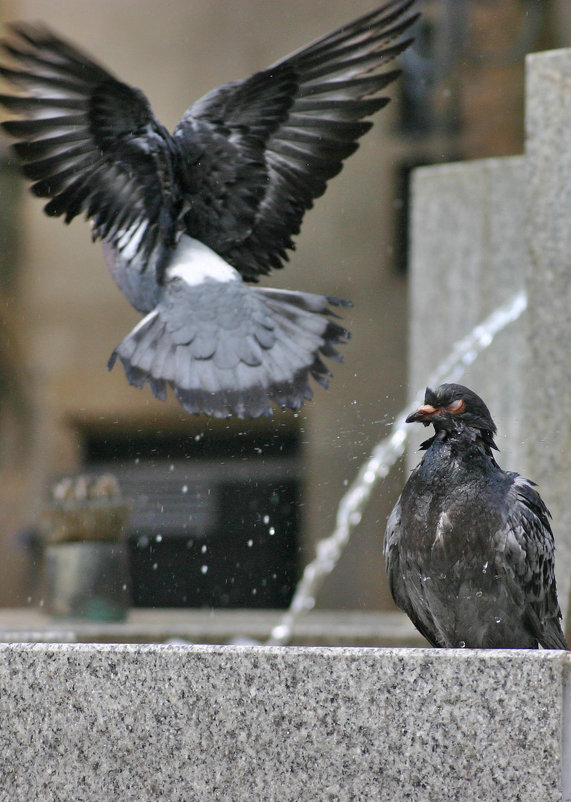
xmin=0 ymin=644 xmax=568 ymax=802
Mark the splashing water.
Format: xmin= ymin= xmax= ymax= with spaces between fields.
xmin=267 ymin=291 xmax=527 ymax=646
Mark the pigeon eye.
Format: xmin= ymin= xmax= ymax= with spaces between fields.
xmin=447 ymin=399 xmax=466 ymax=414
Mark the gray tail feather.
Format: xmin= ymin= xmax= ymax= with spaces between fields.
xmin=108 ymin=286 xmax=350 ymax=418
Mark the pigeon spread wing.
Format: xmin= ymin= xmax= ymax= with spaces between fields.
xmin=0 ymin=24 xmax=178 ymax=278
xmin=174 ymin=0 xmax=418 ymax=280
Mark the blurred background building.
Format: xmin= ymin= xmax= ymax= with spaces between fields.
xmin=0 ymin=0 xmax=569 ymax=611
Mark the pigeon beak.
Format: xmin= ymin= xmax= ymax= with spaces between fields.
xmin=405 ymin=404 xmax=438 ymax=424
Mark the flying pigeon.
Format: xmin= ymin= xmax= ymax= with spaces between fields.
xmin=0 ymin=1 xmax=418 ymax=418
xmin=384 ymin=383 xmax=568 ymax=649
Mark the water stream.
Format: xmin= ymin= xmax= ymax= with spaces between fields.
xmin=267 ymin=290 xmax=527 ymax=646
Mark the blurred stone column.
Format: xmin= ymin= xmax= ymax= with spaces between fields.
xmin=524 ymin=49 xmax=571 ymax=623
xmin=408 ymin=156 xmax=527 ymax=472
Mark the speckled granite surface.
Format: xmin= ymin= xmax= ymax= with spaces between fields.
xmin=0 ymin=644 xmax=567 ymax=801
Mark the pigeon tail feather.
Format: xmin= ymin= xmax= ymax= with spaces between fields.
xmin=108 ymin=282 xmax=349 ymax=418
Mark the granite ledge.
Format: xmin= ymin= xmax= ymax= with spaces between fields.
xmin=0 ymin=643 xmax=568 ymax=802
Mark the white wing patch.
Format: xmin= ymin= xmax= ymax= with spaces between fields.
xmin=166 ymin=235 xmax=241 ymax=285
xmin=117 ymin=219 xmax=147 ymax=262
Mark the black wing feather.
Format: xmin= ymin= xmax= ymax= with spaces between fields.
xmin=0 ymin=23 xmax=177 ymax=267
xmin=174 ymin=0 xmax=418 ymax=280
xmin=1 ymin=3 xmax=417 ymax=281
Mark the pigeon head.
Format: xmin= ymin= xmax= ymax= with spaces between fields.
xmin=406 ymin=383 xmax=497 ymax=445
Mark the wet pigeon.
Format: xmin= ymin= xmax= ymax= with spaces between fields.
xmin=0 ymin=1 xmax=418 ymax=418
xmin=384 ymin=383 xmax=567 ymax=649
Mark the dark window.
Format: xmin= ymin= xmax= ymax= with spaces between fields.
xmin=82 ymin=427 xmax=301 ymax=608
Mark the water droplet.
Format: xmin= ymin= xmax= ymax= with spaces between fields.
xmin=494 ymin=617 xmax=501 ymax=624
xmin=475 ymin=591 xmax=483 ymax=598
xmin=201 ymin=565 xmax=208 ymax=574
xmin=247 ymin=539 xmax=253 ymax=547
xmin=201 ymin=544 xmax=207 ymax=554
xmin=181 ymin=485 xmax=188 ymax=494
xmin=269 ymin=527 xmax=275 ymax=536
xmin=263 ymin=515 xmax=270 ymax=524
xmin=482 ymin=561 xmax=489 ymax=574
xmin=458 ymin=641 xmax=466 ymax=648
xmin=152 ymin=562 xmax=158 ymax=571
xmin=155 ymin=534 xmax=163 ymax=543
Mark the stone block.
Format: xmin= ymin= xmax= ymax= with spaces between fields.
xmin=524 ymin=49 xmax=571 ymax=622
xmin=408 ymin=156 xmax=527 ymax=473
xmin=0 ymin=644 xmax=568 ymax=801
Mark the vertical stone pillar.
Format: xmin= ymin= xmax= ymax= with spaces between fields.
xmin=408 ymin=156 xmax=526 ymax=471
xmin=525 ymin=50 xmax=571 ymax=623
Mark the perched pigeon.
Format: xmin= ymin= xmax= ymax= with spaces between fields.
xmin=0 ymin=1 xmax=417 ymax=418
xmin=384 ymin=383 xmax=568 ymax=649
